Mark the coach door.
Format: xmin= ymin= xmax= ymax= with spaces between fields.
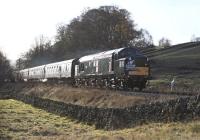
xmin=59 ymin=66 xmax=62 ymax=78
xmin=95 ymin=60 xmax=99 ymax=73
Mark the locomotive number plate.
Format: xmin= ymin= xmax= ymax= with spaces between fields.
xmin=129 ymin=67 xmax=149 ymax=76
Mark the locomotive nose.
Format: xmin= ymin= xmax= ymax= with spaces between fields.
xmin=125 ymin=57 xmax=136 ymax=71
xmin=125 ymin=56 xmax=149 ymax=77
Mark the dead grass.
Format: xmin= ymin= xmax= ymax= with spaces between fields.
xmin=147 ymin=76 xmax=200 ymax=95
xmin=148 ymin=44 xmax=200 ymax=94
xmin=5 ymin=82 xmax=181 ymax=109
xmin=0 ymin=99 xmax=200 ymax=140
xmin=13 ymin=83 xmax=149 ymax=108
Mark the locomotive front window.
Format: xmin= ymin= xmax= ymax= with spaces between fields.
xmin=118 ymin=48 xmax=141 ymax=59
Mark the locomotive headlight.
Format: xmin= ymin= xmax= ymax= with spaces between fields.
xmin=145 ymin=57 xmax=149 ymax=66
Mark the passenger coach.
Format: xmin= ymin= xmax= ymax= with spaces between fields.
xmin=45 ymin=59 xmax=74 ymax=80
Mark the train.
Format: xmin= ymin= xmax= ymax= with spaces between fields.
xmin=19 ymin=47 xmax=150 ymax=91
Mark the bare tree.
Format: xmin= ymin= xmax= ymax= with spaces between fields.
xmin=158 ymin=37 xmax=171 ymax=48
xmin=0 ymin=50 xmax=13 ymax=82
xmin=191 ymin=34 xmax=200 ymax=42
xmin=132 ymin=29 xmax=153 ymax=47
xmin=17 ymin=35 xmax=52 ymax=68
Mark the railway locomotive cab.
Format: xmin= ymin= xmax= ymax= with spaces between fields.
xmin=74 ymin=47 xmax=150 ymax=90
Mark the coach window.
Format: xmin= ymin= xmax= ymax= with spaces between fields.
xmin=119 ymin=61 xmax=124 ymax=67
xmin=80 ymin=63 xmax=84 ymax=71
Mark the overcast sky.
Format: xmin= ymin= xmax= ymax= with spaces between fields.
xmin=0 ymin=0 xmax=200 ymax=61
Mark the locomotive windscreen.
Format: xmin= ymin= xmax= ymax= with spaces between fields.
xmin=118 ymin=47 xmax=142 ymax=59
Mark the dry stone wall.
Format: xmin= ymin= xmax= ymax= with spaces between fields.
xmin=1 ymin=90 xmax=200 ymax=130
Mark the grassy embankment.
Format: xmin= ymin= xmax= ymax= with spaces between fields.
xmin=0 ymin=99 xmax=200 ymax=140
xmin=143 ymin=43 xmax=200 ymax=94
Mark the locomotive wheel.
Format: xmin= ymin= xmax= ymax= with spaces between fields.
xmin=138 ymin=86 xmax=143 ymax=91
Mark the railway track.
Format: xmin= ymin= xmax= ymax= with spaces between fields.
xmin=117 ymin=90 xmax=190 ymax=104
xmin=73 ymin=83 xmax=195 ymax=100
xmin=0 ymin=82 xmax=198 ymax=107
xmin=0 ymin=90 xmax=13 ymax=94
xmin=10 ymin=81 xmax=200 ymax=96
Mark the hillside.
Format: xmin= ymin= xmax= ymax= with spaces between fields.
xmin=142 ymin=42 xmax=200 ymax=93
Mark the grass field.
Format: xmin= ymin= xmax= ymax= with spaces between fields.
xmin=146 ymin=44 xmax=200 ymax=94
xmin=0 ymin=99 xmax=200 ymax=140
